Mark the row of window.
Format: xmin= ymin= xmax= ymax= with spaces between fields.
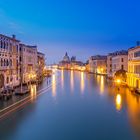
xmin=134 ymin=51 xmax=140 ymax=58
xmin=113 ymin=64 xmax=124 ymax=70
xmin=0 ymin=59 xmax=12 ymax=67
xmin=134 ymin=65 xmax=140 ymax=74
xmin=112 ymin=58 xmax=124 ymax=63
xmin=0 ymin=41 xmax=19 ymax=52
xmin=6 ymin=76 xmax=19 ymax=84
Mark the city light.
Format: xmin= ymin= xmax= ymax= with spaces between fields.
xmin=116 ymin=79 xmax=121 ymax=84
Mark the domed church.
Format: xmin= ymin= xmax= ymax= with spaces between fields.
xmin=63 ymin=52 xmax=70 ymax=62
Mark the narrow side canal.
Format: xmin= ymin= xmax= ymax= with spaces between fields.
xmin=0 ymin=70 xmax=140 ymax=140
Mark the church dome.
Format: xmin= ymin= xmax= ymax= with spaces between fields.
xmin=63 ymin=52 xmax=70 ymax=62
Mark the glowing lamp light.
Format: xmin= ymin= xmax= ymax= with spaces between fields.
xmin=116 ymin=79 xmax=121 ymax=84
xmin=81 ymin=66 xmax=85 ymax=71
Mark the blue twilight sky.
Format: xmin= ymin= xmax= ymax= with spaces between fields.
xmin=0 ymin=0 xmax=140 ymax=64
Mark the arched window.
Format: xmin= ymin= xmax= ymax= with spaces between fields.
xmin=3 ymin=42 xmax=5 ymax=49
xmin=4 ymin=59 xmax=6 ymax=66
xmin=0 ymin=41 xmax=2 ymax=48
xmin=10 ymin=59 xmax=12 ymax=66
xmin=1 ymin=59 xmax=3 ymax=66
xmin=7 ymin=59 xmax=9 ymax=66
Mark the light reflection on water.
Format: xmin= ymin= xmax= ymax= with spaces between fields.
xmin=80 ymin=71 xmax=85 ymax=93
xmin=52 ymin=74 xmax=56 ymax=98
xmin=115 ymin=94 xmax=122 ymax=111
xmin=70 ymin=70 xmax=74 ymax=92
xmin=96 ymin=75 xmax=105 ymax=94
xmin=0 ymin=70 xmax=140 ymax=140
xmin=61 ymin=69 xmax=64 ymax=90
xmin=30 ymin=84 xmax=37 ymax=101
xmin=100 ymin=76 xmax=104 ymax=94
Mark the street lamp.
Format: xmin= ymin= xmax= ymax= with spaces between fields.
xmin=116 ymin=79 xmax=121 ymax=84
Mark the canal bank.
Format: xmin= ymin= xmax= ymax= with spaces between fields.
xmin=0 ymin=70 xmax=140 ymax=140
xmin=0 ymin=77 xmax=53 ymax=118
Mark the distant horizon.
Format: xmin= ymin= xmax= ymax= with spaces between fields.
xmin=0 ymin=32 xmax=137 ymax=65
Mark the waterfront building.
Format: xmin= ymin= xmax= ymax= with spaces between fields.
xmin=59 ymin=52 xmax=70 ymax=69
xmin=37 ymin=52 xmax=45 ymax=81
xmin=20 ymin=44 xmax=37 ymax=84
xmin=0 ymin=34 xmax=20 ymax=89
xmin=70 ymin=60 xmax=84 ymax=70
xmin=107 ymin=53 xmax=113 ymax=77
xmin=71 ymin=56 xmax=76 ymax=62
xmin=127 ymin=44 xmax=140 ymax=90
xmin=111 ymin=50 xmax=128 ymax=77
xmin=85 ymin=60 xmax=90 ymax=72
xmin=89 ymin=55 xmax=107 ymax=74
xmin=63 ymin=52 xmax=70 ymax=62
xmin=59 ymin=52 xmax=85 ymax=71
xmin=107 ymin=50 xmax=128 ymax=78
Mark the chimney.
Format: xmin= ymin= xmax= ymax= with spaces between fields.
xmin=12 ymin=34 xmax=16 ymax=39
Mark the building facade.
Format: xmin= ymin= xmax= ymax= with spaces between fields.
xmin=0 ymin=34 xmax=20 ymax=89
xmin=20 ymin=44 xmax=37 ymax=84
xmin=37 ymin=52 xmax=45 ymax=81
xmin=127 ymin=46 xmax=140 ymax=90
xmin=59 ymin=52 xmax=85 ymax=71
xmin=89 ymin=55 xmax=107 ymax=74
xmin=107 ymin=50 xmax=128 ymax=77
xmin=107 ymin=53 xmax=113 ymax=77
xmin=112 ymin=51 xmax=128 ymax=76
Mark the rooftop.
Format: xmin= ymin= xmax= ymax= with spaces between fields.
xmin=108 ymin=50 xmax=128 ymax=56
xmin=128 ymin=46 xmax=140 ymax=51
xmin=90 ymin=55 xmax=107 ymax=60
xmin=37 ymin=51 xmax=45 ymax=56
xmin=0 ymin=34 xmax=20 ymax=42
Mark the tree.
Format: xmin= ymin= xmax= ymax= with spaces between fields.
xmin=114 ymin=69 xmax=127 ymax=82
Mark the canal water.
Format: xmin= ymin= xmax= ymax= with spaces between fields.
xmin=0 ymin=70 xmax=140 ymax=140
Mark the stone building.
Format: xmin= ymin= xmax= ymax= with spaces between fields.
xmin=127 ymin=44 xmax=140 ymax=90
xmin=0 ymin=34 xmax=20 ymax=88
xmin=20 ymin=44 xmax=37 ymax=84
xmin=107 ymin=50 xmax=128 ymax=77
xmin=37 ymin=52 xmax=45 ymax=81
xmin=59 ymin=52 xmax=71 ymax=69
xmin=112 ymin=51 xmax=128 ymax=76
xmin=89 ymin=55 xmax=107 ymax=74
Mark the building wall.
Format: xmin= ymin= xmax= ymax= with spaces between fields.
xmin=20 ymin=44 xmax=37 ymax=83
xmin=112 ymin=55 xmax=128 ymax=76
xmin=89 ymin=56 xmax=107 ymax=74
xmin=127 ymin=46 xmax=140 ymax=89
xmin=107 ymin=55 xmax=112 ymax=77
xmin=0 ymin=34 xmax=20 ymax=88
xmin=37 ymin=52 xmax=45 ymax=80
xmin=89 ymin=57 xmax=94 ymax=73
